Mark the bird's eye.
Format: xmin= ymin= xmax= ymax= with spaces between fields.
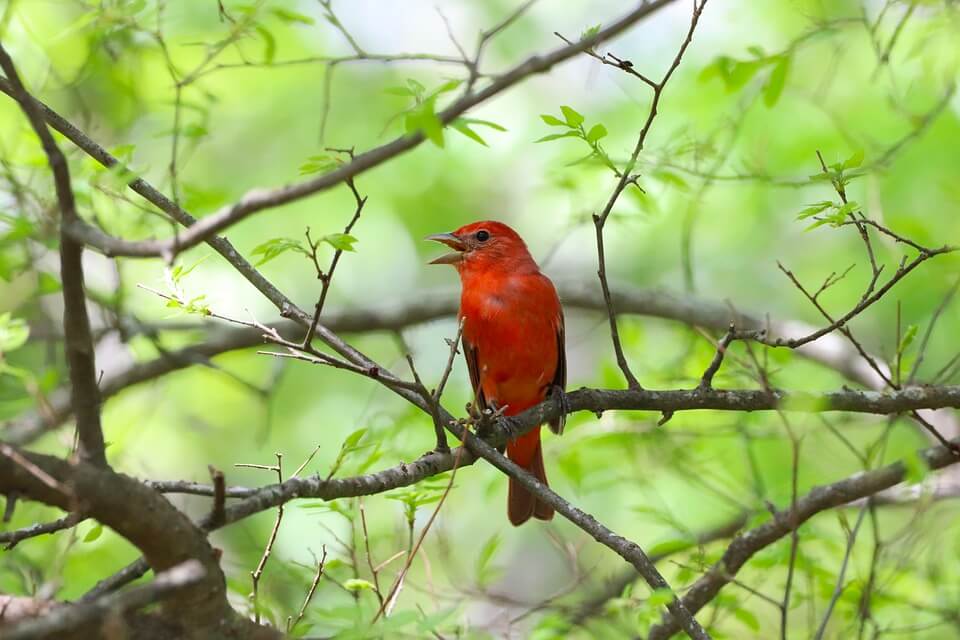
xmin=476 ymin=230 xmax=490 ymax=242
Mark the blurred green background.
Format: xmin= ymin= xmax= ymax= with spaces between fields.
xmin=1 ymin=0 xmax=959 ymax=637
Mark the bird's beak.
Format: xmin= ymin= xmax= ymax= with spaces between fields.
xmin=426 ymin=232 xmax=466 ymax=265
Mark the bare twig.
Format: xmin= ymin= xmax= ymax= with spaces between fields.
xmin=247 ymin=453 xmax=284 ymax=625
xmin=0 ymin=513 xmax=83 ymax=550
xmin=287 ymin=546 xmax=327 ymax=633
xmin=302 ymin=161 xmax=366 ymax=347
xmin=591 ymin=0 xmax=709 ymax=389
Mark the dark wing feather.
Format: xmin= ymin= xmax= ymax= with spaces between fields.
xmin=547 ymin=311 xmax=567 ymax=435
xmin=462 ymin=333 xmax=487 ymax=413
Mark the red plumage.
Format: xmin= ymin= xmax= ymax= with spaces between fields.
xmin=428 ymin=220 xmax=565 ymax=526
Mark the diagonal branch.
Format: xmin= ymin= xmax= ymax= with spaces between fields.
xmin=646 ymin=434 xmax=960 ymax=640
xmin=0 ymin=0 xmax=680 ymax=260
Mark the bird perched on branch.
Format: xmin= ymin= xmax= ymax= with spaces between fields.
xmin=428 ymin=221 xmax=566 ymax=526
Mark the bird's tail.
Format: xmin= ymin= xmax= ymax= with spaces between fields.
xmin=506 ymin=426 xmax=554 ymax=526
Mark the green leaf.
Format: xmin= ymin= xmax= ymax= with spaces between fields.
xmin=405 ymin=105 xmax=444 ymax=148
xmin=250 ymin=237 xmax=310 ymax=266
xmin=384 ymin=86 xmax=416 ymax=97
xmin=898 ymin=324 xmax=918 ymax=355
xmin=475 ymin=533 xmax=501 ymax=583
xmin=36 ymin=272 xmax=61 ymax=295
xmin=903 ymin=448 xmax=930 ymax=483
xmin=83 ymin=523 xmax=103 ymax=543
xmin=580 ymin=24 xmax=601 ymax=41
xmin=451 ymin=120 xmax=487 ymax=146
xmin=796 ymin=201 xmax=834 ymax=220
xmin=540 ymin=114 xmax=566 ymax=127
xmin=255 ymin=26 xmax=276 ymax=65
xmin=726 ymin=59 xmax=766 ymax=91
xmin=343 ymin=578 xmax=375 ymax=592
xmin=322 ymin=233 xmax=358 ymax=252
xmin=459 ymin=118 xmax=506 ymax=131
xmin=432 ymin=79 xmax=462 ymax=95
xmin=586 ymin=123 xmax=608 ymax=143
xmin=406 ymin=78 xmax=426 ymax=99
xmin=648 ymin=587 xmax=675 ymax=607
xmin=763 ymin=55 xmax=790 ymax=107
xmin=270 ymin=8 xmax=315 ymax=24
xmin=647 ymin=538 xmax=691 ymax=557
xmin=653 ymin=169 xmax=689 ymax=190
xmin=182 ymin=123 xmax=208 ymax=139
xmin=342 ymin=427 xmax=367 ymax=449
xmin=0 ymin=313 xmax=29 ymax=353
xmin=734 ymin=607 xmax=761 ymax=632
xmin=534 ymin=131 xmax=580 ymax=143
xmin=842 ymin=149 xmax=865 ymax=170
xmin=835 ymin=200 xmax=859 ymax=217
xmin=560 ymin=105 xmax=584 ymax=127
xmin=170 ymin=255 xmax=210 ymax=285
xmin=299 ymin=154 xmax=340 ymax=175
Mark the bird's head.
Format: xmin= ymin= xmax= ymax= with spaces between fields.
xmin=426 ymin=220 xmax=537 ymax=276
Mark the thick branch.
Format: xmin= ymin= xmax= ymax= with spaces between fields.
xmin=2 ymin=560 xmax=205 ymax=640
xmin=0 ymin=449 xmax=265 ymax=638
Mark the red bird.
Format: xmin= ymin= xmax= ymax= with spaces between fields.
xmin=428 ymin=221 xmax=565 ymax=526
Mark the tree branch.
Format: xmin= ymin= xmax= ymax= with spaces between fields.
xmin=0 ymin=0 xmax=680 ymax=259
xmin=0 ymin=448 xmax=267 ymax=637
xmin=0 ymin=44 xmax=107 ymax=467
xmin=2 ymin=560 xmax=205 ymax=640
xmin=646 ymin=435 xmax=960 ymax=640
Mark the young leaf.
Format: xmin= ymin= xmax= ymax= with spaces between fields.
xmin=560 ymin=105 xmax=584 ymax=127
xmin=586 ymin=123 xmax=608 ymax=143
xmin=842 ymin=149 xmax=865 ymax=170
xmin=343 ymin=578 xmax=375 ymax=592
xmin=540 ymin=114 xmax=566 ymax=127
xmin=451 ymin=120 xmax=487 ymax=146
xmin=299 ymin=154 xmax=339 ymax=175
xmin=322 ymin=233 xmax=358 ymax=252
xmin=796 ymin=201 xmax=834 ymax=220
xmin=83 ymin=523 xmax=104 ymax=543
xmin=270 ymin=8 xmax=315 ymax=24
xmin=647 ymin=587 xmax=675 ymax=607
xmin=255 ymin=26 xmax=277 ymax=65
xmin=0 ymin=314 xmax=29 ymax=353
xmin=534 ymin=131 xmax=580 ymax=143
xmin=763 ymin=55 xmax=790 ymax=107
xmin=580 ymin=24 xmax=601 ymax=41
xmin=898 ymin=324 xmax=918 ymax=355
xmin=459 ymin=118 xmax=506 ymax=132
xmin=384 ymin=86 xmax=416 ymax=97
xmin=251 ymin=237 xmax=310 ymax=266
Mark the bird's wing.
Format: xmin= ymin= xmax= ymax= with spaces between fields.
xmin=548 ymin=310 xmax=567 ymax=435
xmin=462 ymin=333 xmax=488 ymax=413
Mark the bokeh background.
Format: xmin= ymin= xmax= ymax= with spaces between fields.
xmin=1 ymin=0 xmax=959 ymax=637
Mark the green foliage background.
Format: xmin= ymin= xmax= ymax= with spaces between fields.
xmin=0 ymin=0 xmax=959 ymax=637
